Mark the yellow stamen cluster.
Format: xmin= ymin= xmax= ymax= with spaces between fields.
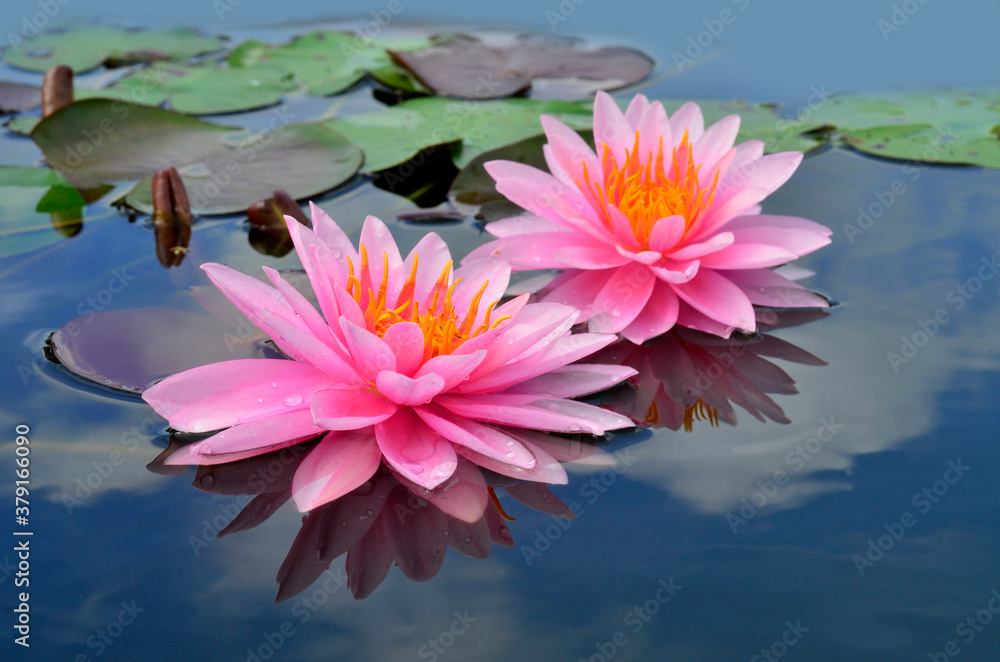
xmin=345 ymin=246 xmax=510 ymax=363
xmin=582 ymin=130 xmax=720 ymax=246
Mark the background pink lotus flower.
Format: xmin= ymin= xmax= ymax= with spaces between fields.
xmin=465 ymin=91 xmax=832 ymax=342
xmin=143 ymin=205 xmax=635 ymax=512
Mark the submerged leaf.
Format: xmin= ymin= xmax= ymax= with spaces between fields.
xmin=4 ymin=26 xmax=224 ymax=73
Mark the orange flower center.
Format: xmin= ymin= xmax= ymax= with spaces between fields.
xmin=345 ymin=245 xmax=509 ymax=363
xmin=582 ymin=130 xmax=720 ymax=247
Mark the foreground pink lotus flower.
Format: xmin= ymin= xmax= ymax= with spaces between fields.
xmin=465 ymin=91 xmax=832 ymax=342
xmin=143 ymin=206 xmax=635 ymax=511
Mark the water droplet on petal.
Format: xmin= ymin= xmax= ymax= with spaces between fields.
xmin=284 ymin=394 xmax=304 ymax=407
xmin=256 ymin=397 xmax=264 ymax=403
xmin=442 ymin=530 xmax=450 ymax=537
xmin=199 ymin=474 xmax=215 ymax=489
xmin=340 ymin=520 xmax=349 ymax=528
xmin=505 ymin=440 xmax=514 ymax=447
xmin=568 ymin=423 xmax=581 ymax=431
xmin=463 ymin=536 xmax=472 ymax=544
xmin=271 ymin=381 xmax=277 ymax=387
xmin=505 ymin=451 xmax=517 ymax=459
xmin=499 ymin=527 xmax=514 ymax=542
xmin=364 ymin=509 xmax=374 ymax=518
xmin=540 ymin=492 xmax=550 ymax=500
xmin=199 ymin=443 xmax=213 ymax=454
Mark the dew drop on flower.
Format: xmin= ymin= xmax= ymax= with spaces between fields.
xmin=199 ymin=474 xmax=215 ymax=489
xmin=284 ymin=394 xmax=304 ymax=407
xmin=505 ymin=451 xmax=517 ymax=459
xmin=199 ymin=443 xmax=213 ymax=454
xmin=442 ymin=530 xmax=450 ymax=537
xmin=340 ymin=520 xmax=348 ymax=528
xmin=256 ymin=397 xmax=264 ymax=403
xmin=463 ymin=537 xmax=472 ymax=544
xmin=364 ymin=509 xmax=374 ymax=518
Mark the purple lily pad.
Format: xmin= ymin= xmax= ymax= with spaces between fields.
xmin=0 ymin=81 xmax=41 ymax=113
xmin=390 ymin=34 xmax=654 ymax=99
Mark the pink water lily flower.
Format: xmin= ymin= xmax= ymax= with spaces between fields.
xmin=464 ymin=91 xmax=832 ymax=342
xmin=143 ymin=205 xmax=635 ymax=512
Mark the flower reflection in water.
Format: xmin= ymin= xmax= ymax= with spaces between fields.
xmin=149 ymin=431 xmax=611 ymax=600
xmin=591 ymin=308 xmax=829 ymax=431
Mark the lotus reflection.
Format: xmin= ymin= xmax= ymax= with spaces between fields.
xmin=149 ymin=433 xmax=606 ymax=600
xmin=591 ymin=308 xmax=829 ymax=431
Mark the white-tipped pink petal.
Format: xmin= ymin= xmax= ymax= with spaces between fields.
xmin=668 ymin=101 xmax=705 ymax=142
xmin=620 ymin=279 xmax=681 ymax=343
xmin=588 ymin=262 xmax=656 ymax=334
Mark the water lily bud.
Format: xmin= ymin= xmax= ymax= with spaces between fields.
xmin=41 ymin=65 xmax=73 ymax=117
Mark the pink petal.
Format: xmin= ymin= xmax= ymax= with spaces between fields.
xmin=624 ymin=93 xmax=651 ymax=125
xmin=698 ymin=243 xmax=799 ymax=269
xmin=144 ymin=359 xmax=336 ymax=433
xmin=180 ymin=409 xmax=321 ymax=460
xmin=375 ymin=408 xmax=457 ymax=489
xmin=541 ymin=114 xmax=600 ymax=187
xmin=414 ymin=350 xmax=487 ymax=391
xmin=649 ymin=258 xmax=700 ymax=284
xmin=671 ymin=268 xmax=756 ymax=332
xmin=668 ymin=101 xmax=705 ymax=142
xmin=436 ymin=393 xmax=631 ymax=434
xmin=648 ymin=215 xmax=686 ymax=253
xmin=415 ymin=403 xmax=536 ymax=468
xmin=346 ymin=517 xmax=393 ymax=599
xmin=311 ymin=388 xmax=396 ymax=430
xmin=375 ymin=371 xmax=446 ymax=406
xmin=725 ymin=269 xmax=830 ymax=308
xmin=340 ymin=320 xmax=396 ymax=381
xmin=506 ymin=482 xmax=576 ymax=518
xmin=381 ymin=486 xmax=449 ymax=581
xmin=308 ymin=202 xmax=359 ymax=268
xmin=668 ymin=232 xmax=735 ymax=260
xmin=541 ymin=268 xmax=615 ymax=318
xmin=636 ymin=101 xmax=670 ymax=162
xmin=398 ymin=457 xmax=489 ymax=524
xmin=588 ymin=262 xmax=656 ymax=334
xmin=451 ymin=257 xmax=510 ymax=324
xmin=359 ymin=215 xmax=403 ymax=299
xmin=291 ymin=430 xmax=382 ymax=511
xmin=593 ymin=89 xmax=633 ymax=165
xmin=262 ymin=266 xmax=341 ymax=351
xmin=453 ymin=441 xmax=567 ymax=485
xmin=675 ymin=301 xmax=737 ymax=337
xmin=402 ymin=232 xmax=453 ymax=304
xmin=693 ymin=115 xmax=740 ymax=172
xmin=620 ymin=279 xmax=681 ymax=343
xmin=381 ymin=323 xmax=425 ymax=377
xmin=481 ymin=214 xmax=571 ymax=239
xmin=505 ymin=364 xmax=636 ymax=398
xmin=458 ymin=332 xmax=618 ymax=394
xmin=284 ymin=218 xmax=345 ymax=323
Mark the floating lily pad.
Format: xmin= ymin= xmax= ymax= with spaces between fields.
xmin=126 ymin=123 xmax=363 ymax=214
xmin=653 ymin=99 xmax=827 ymax=154
xmin=0 ymin=81 xmax=41 ymax=113
xmin=389 ymin=34 xmax=654 ymax=99
xmin=49 ymin=308 xmax=279 ymax=394
xmin=325 ymin=97 xmax=593 ymax=171
xmin=31 ymin=99 xmax=362 ymax=214
xmin=4 ymin=26 xmax=224 ymax=74
xmin=809 ymin=89 xmax=1000 ymax=168
xmin=228 ymin=32 xmax=428 ymax=97
xmin=107 ymin=63 xmax=296 ymax=115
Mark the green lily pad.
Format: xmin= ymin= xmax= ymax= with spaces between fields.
xmin=809 ymin=89 xmax=1000 ymax=168
xmin=106 ymin=63 xmax=296 ymax=115
xmin=325 ymin=97 xmax=593 ymax=171
xmin=4 ymin=26 xmax=224 ymax=74
xmin=650 ymin=99 xmax=827 ymax=154
xmin=6 ymin=115 xmax=40 ymax=135
xmin=228 ymin=32 xmax=429 ymax=97
xmin=31 ymin=99 xmax=362 ymax=214
xmin=0 ymin=165 xmax=71 ymax=187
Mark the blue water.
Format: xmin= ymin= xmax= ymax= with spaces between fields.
xmin=2 ymin=1 xmax=1000 ymax=660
